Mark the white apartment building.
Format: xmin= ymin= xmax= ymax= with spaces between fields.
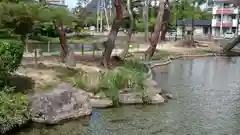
xmin=212 ymin=0 xmax=240 ymax=37
xmin=47 ymin=0 xmax=65 ymax=5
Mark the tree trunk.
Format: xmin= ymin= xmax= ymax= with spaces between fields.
xmin=222 ymin=35 xmax=240 ymax=53
xmin=160 ymin=5 xmax=171 ymax=41
xmin=119 ymin=0 xmax=134 ymax=59
xmin=54 ymin=22 xmax=68 ymax=62
xmin=102 ymin=18 xmax=122 ymax=68
xmin=145 ymin=0 xmax=166 ymax=60
xmin=34 ymin=48 xmax=38 ymax=68
xmin=102 ymin=0 xmax=122 ymax=68
xmin=191 ymin=2 xmax=195 ymax=47
xmin=20 ymin=35 xmax=27 ymax=47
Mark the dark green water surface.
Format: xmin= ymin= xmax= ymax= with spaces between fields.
xmin=16 ymin=57 xmax=240 ymax=135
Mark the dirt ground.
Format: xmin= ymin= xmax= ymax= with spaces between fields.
xmin=16 ymin=40 xmax=221 ymax=93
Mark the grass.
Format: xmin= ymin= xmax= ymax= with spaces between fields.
xmin=188 ymin=49 xmax=217 ymax=55
xmin=152 ymin=50 xmax=179 ymax=60
xmin=132 ymin=48 xmax=218 ymax=61
xmin=0 ymin=87 xmax=29 ymax=134
xmin=132 ymin=50 xmax=179 ymax=60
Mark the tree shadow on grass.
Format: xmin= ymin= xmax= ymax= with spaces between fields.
xmin=7 ymin=75 xmax=35 ymax=94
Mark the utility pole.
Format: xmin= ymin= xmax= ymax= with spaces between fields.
xmin=100 ymin=0 xmax=103 ymax=32
xmin=220 ymin=3 xmax=223 ymax=37
xmin=103 ymin=0 xmax=110 ymax=31
xmin=175 ymin=0 xmax=179 ymax=40
xmin=143 ymin=0 xmax=149 ymax=42
xmin=97 ymin=0 xmax=100 ymax=32
xmin=97 ymin=0 xmax=110 ymax=32
xmin=236 ymin=6 xmax=240 ymax=36
xmin=109 ymin=0 xmax=112 ymax=17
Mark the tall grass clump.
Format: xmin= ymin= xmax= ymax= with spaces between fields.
xmin=97 ymin=60 xmax=148 ymax=106
xmin=122 ymin=59 xmax=148 ymax=73
xmin=0 ymin=87 xmax=30 ymax=134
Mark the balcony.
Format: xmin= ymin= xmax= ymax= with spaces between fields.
xmin=212 ymin=19 xmax=238 ymax=27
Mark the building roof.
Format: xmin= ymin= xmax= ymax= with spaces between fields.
xmin=177 ymin=20 xmax=211 ymax=26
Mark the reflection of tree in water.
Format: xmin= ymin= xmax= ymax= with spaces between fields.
xmin=223 ymin=57 xmax=236 ymax=64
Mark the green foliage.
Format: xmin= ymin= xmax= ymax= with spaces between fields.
xmin=0 ymin=2 xmax=74 ymax=40
xmin=0 ymin=2 xmax=44 ymax=36
xmin=0 ymin=41 xmax=24 ymax=84
xmin=47 ymin=6 xmax=74 ymax=26
xmin=135 ymin=20 xmax=145 ymax=32
xmin=97 ymin=60 xmax=148 ymax=106
xmin=32 ymin=22 xmax=57 ymax=37
xmin=122 ymin=59 xmax=148 ymax=73
xmin=171 ymin=0 xmax=211 ymax=27
xmin=0 ymin=87 xmax=29 ymax=134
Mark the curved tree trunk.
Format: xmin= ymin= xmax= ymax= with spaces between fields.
xmin=145 ymin=0 xmax=168 ymax=60
xmin=119 ymin=0 xmax=134 ymax=59
xmin=222 ymin=35 xmax=240 ymax=53
xmin=53 ymin=21 xmax=69 ymax=62
xmin=160 ymin=5 xmax=171 ymax=41
xmin=102 ymin=0 xmax=122 ymax=68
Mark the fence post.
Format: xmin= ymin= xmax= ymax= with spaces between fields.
xmin=48 ymin=41 xmax=50 ymax=53
xmin=81 ymin=44 xmax=84 ymax=55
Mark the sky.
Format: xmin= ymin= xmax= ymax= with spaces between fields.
xmin=66 ymin=0 xmax=77 ymax=9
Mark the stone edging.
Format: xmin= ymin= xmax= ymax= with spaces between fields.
xmin=149 ymin=53 xmax=217 ymax=69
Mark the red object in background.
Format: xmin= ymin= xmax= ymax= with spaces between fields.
xmin=115 ymin=0 xmax=122 ymax=19
xmin=216 ymin=10 xmax=234 ymax=14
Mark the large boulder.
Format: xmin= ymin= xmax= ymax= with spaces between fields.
xmin=90 ymin=92 xmax=113 ymax=108
xmin=30 ymin=83 xmax=92 ymax=124
xmin=118 ymin=90 xmax=143 ymax=104
xmin=149 ymin=94 xmax=165 ymax=104
xmin=143 ymin=78 xmax=158 ymax=87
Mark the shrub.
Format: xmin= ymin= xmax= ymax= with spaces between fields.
xmin=0 ymin=87 xmax=29 ymax=134
xmin=122 ymin=59 xmax=148 ymax=73
xmin=0 ymin=41 xmax=24 ymax=85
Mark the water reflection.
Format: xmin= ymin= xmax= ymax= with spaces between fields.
xmin=16 ymin=57 xmax=240 ymax=135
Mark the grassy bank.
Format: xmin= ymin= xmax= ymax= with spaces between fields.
xmin=48 ymin=60 xmax=149 ymax=106
xmin=132 ymin=48 xmax=219 ymax=61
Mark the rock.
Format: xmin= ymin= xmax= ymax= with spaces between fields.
xmin=57 ymin=83 xmax=73 ymax=90
xmin=90 ymin=98 xmax=113 ymax=108
xmin=147 ymin=86 xmax=162 ymax=95
xmin=94 ymin=91 xmax=107 ymax=99
xmin=65 ymin=47 xmax=76 ymax=67
xmin=30 ymin=85 xmax=92 ymax=124
xmin=56 ymin=83 xmax=94 ymax=98
xmin=118 ymin=91 xmax=143 ymax=104
xmin=143 ymin=79 xmax=158 ymax=87
xmin=150 ymin=94 xmax=165 ymax=104
xmin=165 ymin=93 xmax=173 ymax=99
xmin=90 ymin=92 xmax=113 ymax=108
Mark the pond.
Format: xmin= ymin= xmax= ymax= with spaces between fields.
xmin=15 ymin=57 xmax=240 ymax=135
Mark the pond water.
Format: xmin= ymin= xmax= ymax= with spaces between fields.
xmin=16 ymin=57 xmax=240 ymax=135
